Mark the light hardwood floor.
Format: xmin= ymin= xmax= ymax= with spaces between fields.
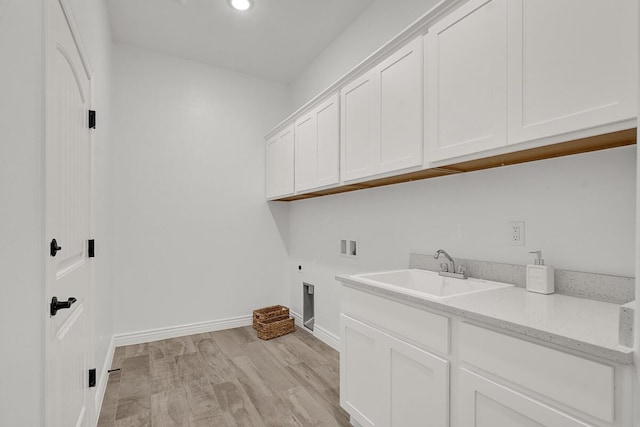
xmin=97 ymin=326 xmax=351 ymax=427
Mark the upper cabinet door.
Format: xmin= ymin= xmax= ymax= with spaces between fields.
xmin=507 ymin=0 xmax=638 ymax=145
xmin=425 ymin=0 xmax=508 ymax=163
xmin=295 ymin=94 xmax=340 ymax=193
xmin=265 ymin=125 xmax=294 ymax=199
xmin=341 ymin=72 xmax=378 ymax=182
xmin=376 ymin=37 xmax=423 ymax=174
xmin=314 ymin=95 xmax=340 ymax=189
xmin=341 ymin=37 xmax=423 ymax=183
xmin=294 ymin=112 xmax=317 ymax=192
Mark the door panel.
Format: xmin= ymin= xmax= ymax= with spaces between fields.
xmin=45 ymin=0 xmax=93 ymax=426
xmin=314 ymin=95 xmax=339 ymax=188
xmin=378 ymin=37 xmax=423 ymax=172
xmin=459 ymin=369 xmax=593 ymax=427
xmin=508 ymin=0 xmax=638 ymax=144
xmin=341 ymin=73 xmax=376 ymax=182
xmin=383 ymin=334 xmax=449 ymax=427
xmin=340 ymin=315 xmax=381 ymax=427
xmin=266 ymin=125 xmax=294 ymax=199
xmin=425 ymin=0 xmax=508 ymax=162
xmin=294 ymin=94 xmax=339 ymax=193
xmin=294 ymin=113 xmax=316 ymax=192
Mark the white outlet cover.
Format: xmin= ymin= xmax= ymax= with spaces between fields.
xmin=509 ymin=221 xmax=525 ymax=246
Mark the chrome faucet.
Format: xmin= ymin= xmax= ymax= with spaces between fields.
xmin=434 ymin=249 xmax=467 ymax=279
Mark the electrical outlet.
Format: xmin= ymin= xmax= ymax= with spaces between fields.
xmin=508 ymin=221 xmax=525 ymax=246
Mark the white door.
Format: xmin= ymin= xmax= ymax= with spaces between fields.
xmin=376 ymin=36 xmax=423 ymax=174
xmin=425 ymin=0 xmax=508 ymax=163
xmin=459 ymin=369 xmax=593 ymax=427
xmin=507 ymin=0 xmax=638 ymax=144
xmin=381 ymin=334 xmax=449 ymax=427
xmin=45 ymin=0 xmax=94 ymax=426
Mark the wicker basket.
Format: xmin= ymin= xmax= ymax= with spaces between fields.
xmin=255 ymin=317 xmax=295 ymax=340
xmin=253 ymin=305 xmax=290 ymax=330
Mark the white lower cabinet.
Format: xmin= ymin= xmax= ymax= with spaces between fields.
xmin=383 ymin=331 xmax=449 ymax=427
xmin=339 ymin=286 xmax=633 ymax=427
xmin=459 ymin=369 xmax=593 ymax=427
xmin=341 ymin=315 xmax=383 ymax=427
xmin=340 ymin=314 xmax=449 ymax=427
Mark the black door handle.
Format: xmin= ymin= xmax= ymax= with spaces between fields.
xmin=50 ymin=296 xmax=77 ymax=316
xmin=50 ymin=239 xmax=62 ymax=257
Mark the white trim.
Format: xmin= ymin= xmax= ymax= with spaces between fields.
xmin=314 ymin=325 xmax=341 ymax=352
xmin=291 ymin=310 xmax=341 ymax=352
xmin=74 ymin=406 xmax=86 ymax=427
xmin=94 ymin=335 xmax=115 ymax=415
xmin=57 ymin=0 xmax=94 ymax=78
xmin=291 ymin=310 xmax=303 ymax=327
xmin=113 ymin=315 xmax=253 ymax=347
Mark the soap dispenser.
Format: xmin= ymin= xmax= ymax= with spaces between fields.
xmin=526 ymin=250 xmax=554 ymax=294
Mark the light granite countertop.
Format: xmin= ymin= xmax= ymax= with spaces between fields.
xmin=337 ymin=273 xmax=634 ymax=365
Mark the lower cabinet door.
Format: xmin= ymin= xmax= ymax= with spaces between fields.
xmin=382 ymin=333 xmax=449 ymax=427
xmin=340 ymin=315 xmax=383 ymax=427
xmin=459 ymin=368 xmax=593 ymax=427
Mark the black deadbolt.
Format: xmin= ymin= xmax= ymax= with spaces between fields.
xmin=50 ymin=239 xmax=62 ymax=257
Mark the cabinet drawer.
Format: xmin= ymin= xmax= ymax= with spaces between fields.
xmin=460 ymin=322 xmax=614 ymax=423
xmin=342 ymin=286 xmax=449 ymax=354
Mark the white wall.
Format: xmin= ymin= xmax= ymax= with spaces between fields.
xmin=288 ymin=147 xmax=637 ymax=338
xmin=290 ymin=0 xmax=439 ymax=110
xmin=0 ymin=1 xmax=44 ymax=425
xmin=68 ymin=0 xmax=114 ymax=402
xmin=111 ymin=44 xmax=291 ymax=335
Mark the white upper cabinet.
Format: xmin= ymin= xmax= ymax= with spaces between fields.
xmin=341 ymin=36 xmax=423 ymax=182
xmin=265 ymin=125 xmax=294 ymax=199
xmin=377 ymin=37 xmax=423 ymax=174
xmin=265 ymin=0 xmax=638 ymax=199
xmin=295 ymin=94 xmax=340 ymax=193
xmin=341 ymin=69 xmax=378 ymax=182
xmin=425 ymin=0 xmax=508 ymax=162
xmin=507 ymin=0 xmax=638 ymax=144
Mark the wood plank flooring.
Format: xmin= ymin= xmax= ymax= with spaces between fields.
xmin=97 ymin=326 xmax=350 ymax=427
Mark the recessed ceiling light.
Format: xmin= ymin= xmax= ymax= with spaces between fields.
xmin=229 ymin=0 xmax=252 ymax=11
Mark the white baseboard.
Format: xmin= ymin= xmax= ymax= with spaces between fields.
xmin=291 ymin=310 xmax=341 ymax=352
xmin=94 ymin=335 xmax=115 ymax=418
xmin=113 ymin=315 xmax=253 ymax=347
xmin=291 ymin=310 xmax=303 ymax=327
xmin=314 ymin=324 xmax=341 ymax=351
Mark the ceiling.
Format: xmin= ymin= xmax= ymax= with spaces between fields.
xmin=107 ymin=0 xmax=374 ymax=83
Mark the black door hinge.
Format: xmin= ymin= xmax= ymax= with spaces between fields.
xmin=88 ymin=368 xmax=96 ymax=388
xmin=88 ymin=110 xmax=96 ymax=129
xmin=88 ymin=239 xmax=95 ymax=258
